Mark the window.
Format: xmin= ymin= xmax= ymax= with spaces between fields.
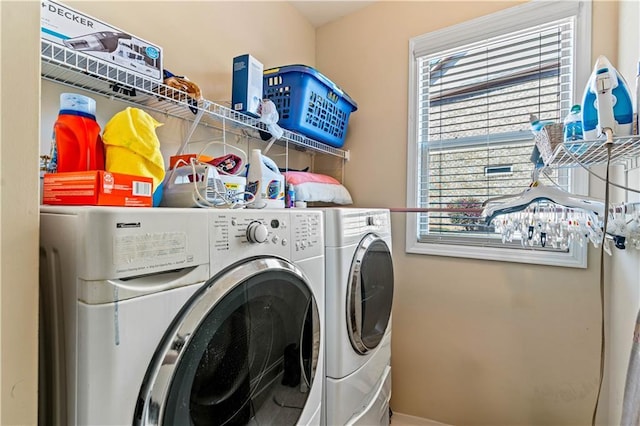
xmin=406 ymin=0 xmax=592 ymax=267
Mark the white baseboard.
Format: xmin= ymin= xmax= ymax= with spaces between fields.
xmin=391 ymin=412 xmax=452 ymax=426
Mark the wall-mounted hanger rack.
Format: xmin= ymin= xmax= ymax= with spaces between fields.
xmin=552 ymin=142 xmax=640 ymax=195
xmin=547 ymin=133 xmax=640 ymax=171
xmin=489 ymin=128 xmax=640 ymax=252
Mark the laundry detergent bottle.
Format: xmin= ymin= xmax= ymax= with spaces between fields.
xmin=246 ymin=149 xmax=285 ymax=208
xmin=49 ymin=93 xmax=104 ymax=173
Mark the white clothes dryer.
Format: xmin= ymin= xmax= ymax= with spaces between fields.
xmin=39 ymin=206 xmax=325 ymax=426
xmin=319 ymin=208 xmax=394 ymax=426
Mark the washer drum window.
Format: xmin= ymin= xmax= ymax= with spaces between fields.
xmin=134 ymin=257 xmax=320 ymax=426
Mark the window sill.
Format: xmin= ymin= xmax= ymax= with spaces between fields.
xmin=405 ymin=238 xmax=587 ymax=268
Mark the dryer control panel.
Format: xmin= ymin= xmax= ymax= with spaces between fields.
xmin=322 ymin=208 xmax=391 ymax=248
xmin=209 ymin=210 xmax=323 ymax=269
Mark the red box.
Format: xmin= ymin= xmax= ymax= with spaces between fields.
xmin=43 ymin=171 xmax=153 ymax=207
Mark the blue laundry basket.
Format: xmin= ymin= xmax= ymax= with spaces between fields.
xmin=263 ymin=65 xmax=358 ymax=148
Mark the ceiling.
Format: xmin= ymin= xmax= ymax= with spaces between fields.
xmin=289 ymin=1 xmax=375 ymax=27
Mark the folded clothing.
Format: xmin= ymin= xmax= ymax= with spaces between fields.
xmin=283 ymin=171 xmax=340 ymax=185
xmin=283 ymin=171 xmax=352 ymax=205
xmin=169 ymin=153 xmax=243 ymax=175
xmin=209 ymin=153 xmax=243 ymax=175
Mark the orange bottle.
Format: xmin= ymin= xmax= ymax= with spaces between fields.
xmin=50 ymin=94 xmax=104 ymax=172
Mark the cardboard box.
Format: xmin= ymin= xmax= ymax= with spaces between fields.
xmin=232 ymin=54 xmax=264 ymax=117
xmin=41 ymin=0 xmax=163 ymax=81
xmin=43 ymin=171 xmax=153 ymax=207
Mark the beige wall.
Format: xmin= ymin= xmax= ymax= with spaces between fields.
xmin=1 ymin=1 xmax=315 ymax=423
xmin=1 ymin=1 xmax=41 ymax=424
xmin=316 ymin=1 xmax=623 ymax=425
xmin=4 ymin=1 xmax=638 ymax=425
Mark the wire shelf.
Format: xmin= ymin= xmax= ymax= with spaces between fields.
xmin=547 ymin=136 xmax=640 ymax=170
xmin=40 ymin=39 xmax=349 ymax=160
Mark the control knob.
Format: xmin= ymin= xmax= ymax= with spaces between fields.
xmin=246 ymin=221 xmax=269 ymax=244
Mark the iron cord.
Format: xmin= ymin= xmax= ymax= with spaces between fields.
xmin=592 ymin=141 xmax=612 ymax=426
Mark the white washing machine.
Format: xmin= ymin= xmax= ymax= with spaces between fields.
xmin=319 ymin=208 xmax=394 ymax=426
xmin=39 ymin=206 xmax=325 ymax=426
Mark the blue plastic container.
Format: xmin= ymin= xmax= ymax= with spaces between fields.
xmin=263 ymin=65 xmax=358 ymax=148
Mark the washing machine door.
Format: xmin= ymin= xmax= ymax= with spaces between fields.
xmin=347 ymin=234 xmax=394 ymax=355
xmin=134 ymin=257 xmax=320 ymax=426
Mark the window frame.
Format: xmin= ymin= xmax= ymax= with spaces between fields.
xmin=405 ymin=0 xmax=593 ymax=268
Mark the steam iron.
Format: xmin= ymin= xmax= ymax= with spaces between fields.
xmin=160 ymin=162 xmax=227 ymax=208
xmin=581 ymin=55 xmax=633 ymax=139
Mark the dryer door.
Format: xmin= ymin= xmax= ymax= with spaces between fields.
xmin=134 ymin=257 xmax=320 ymax=426
xmin=347 ymin=234 xmax=394 ymax=355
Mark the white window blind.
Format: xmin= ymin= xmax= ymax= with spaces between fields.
xmin=406 ymin=0 xmax=592 ymax=266
xmin=416 ymin=17 xmax=574 ymax=247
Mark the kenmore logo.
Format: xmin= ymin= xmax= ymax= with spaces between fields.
xmin=116 ymin=222 xmax=141 ymax=229
xmin=44 ymin=2 xmax=95 ymax=28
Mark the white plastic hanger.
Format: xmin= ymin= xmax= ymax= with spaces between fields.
xmin=482 ymin=180 xmax=605 ymax=225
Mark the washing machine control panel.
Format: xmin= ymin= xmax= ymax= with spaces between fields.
xmin=209 ymin=210 xmax=323 ymax=268
xmin=246 ymin=221 xmax=270 ymax=243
